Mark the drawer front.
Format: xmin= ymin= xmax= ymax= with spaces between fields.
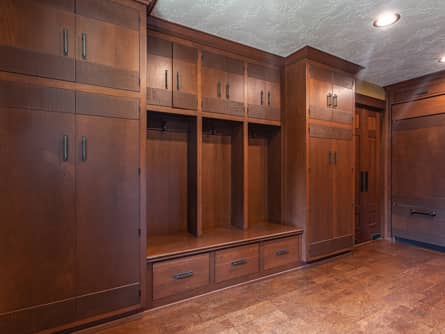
xmin=215 ymin=244 xmax=259 ymax=283
xmin=262 ymin=236 xmax=301 ymax=271
xmin=152 ymin=254 xmax=210 ymax=300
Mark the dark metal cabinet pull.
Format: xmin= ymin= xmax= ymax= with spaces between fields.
xmin=226 ymin=82 xmax=230 ymax=99
xmin=267 ymin=91 xmax=271 ymax=106
xmin=260 ymin=90 xmax=264 ymax=105
xmin=81 ymin=32 xmax=87 ymax=59
xmin=63 ymin=135 xmax=69 ymax=161
xmin=63 ymin=29 xmax=69 ymax=56
xmin=360 ymin=171 xmax=365 ymax=192
xmin=333 ymin=152 xmax=337 ymax=165
xmin=81 ymin=136 xmax=87 ymax=162
xmin=327 ymin=93 xmax=333 ymax=107
xmin=328 ymin=151 xmax=332 ymax=165
xmin=176 ymin=71 xmax=180 ymax=91
xmin=276 ymin=249 xmax=289 ymax=256
xmin=332 ymin=94 xmax=338 ymax=108
xmin=173 ymin=271 xmax=193 ymax=280
xmin=217 ymin=81 xmax=221 ymax=97
xmin=364 ymin=171 xmax=368 ymax=192
xmin=410 ymin=209 xmax=436 ymax=217
xmin=164 ymin=70 xmax=168 ymax=89
xmin=231 ymin=259 xmax=247 ymax=266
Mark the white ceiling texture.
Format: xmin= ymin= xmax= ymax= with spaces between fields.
xmin=152 ymin=0 xmax=445 ymax=86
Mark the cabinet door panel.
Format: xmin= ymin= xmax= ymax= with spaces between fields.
xmin=76 ymin=115 xmax=140 ymax=312
xmin=173 ymin=43 xmax=197 ymax=110
xmin=0 ymin=0 xmax=75 ymax=80
xmin=308 ymin=65 xmax=333 ymax=121
xmin=75 ymin=1 xmax=140 ymax=91
xmin=202 ymin=51 xmax=226 ymax=114
xmin=0 ymin=105 xmax=75 ymax=314
xmin=147 ymin=36 xmax=172 ymax=107
xmin=334 ymin=139 xmax=354 ymax=237
xmin=266 ymin=80 xmax=281 ymax=121
xmin=309 ymin=137 xmax=334 ymax=243
xmin=225 ymin=57 xmax=245 ymax=116
xmin=333 ymin=72 xmax=354 ymax=123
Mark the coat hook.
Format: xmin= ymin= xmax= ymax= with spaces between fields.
xmin=161 ymin=120 xmax=168 ymax=132
xmin=209 ymin=127 xmax=217 ymax=135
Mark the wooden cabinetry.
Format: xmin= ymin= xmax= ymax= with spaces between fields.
xmin=285 ymin=58 xmax=358 ymax=262
xmin=247 ymin=63 xmax=281 ymax=121
xmin=147 ymin=36 xmax=198 ymax=109
xmin=202 ymin=51 xmax=245 ymax=116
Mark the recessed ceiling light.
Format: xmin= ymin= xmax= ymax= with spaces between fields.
xmin=373 ymin=12 xmax=400 ymax=28
xmin=439 ymin=56 xmax=445 ymax=63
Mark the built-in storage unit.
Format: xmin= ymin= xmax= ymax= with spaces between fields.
xmin=284 ymin=53 xmax=360 ymax=262
xmin=0 ymin=1 xmax=147 ymax=333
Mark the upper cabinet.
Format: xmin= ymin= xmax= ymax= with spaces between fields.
xmin=0 ymin=0 xmax=76 ymax=81
xmin=147 ymin=36 xmax=198 ymax=110
xmin=308 ymin=64 xmax=354 ymax=124
xmin=247 ymin=63 xmax=281 ymax=121
xmin=202 ymin=51 xmax=245 ymax=117
xmin=75 ymin=0 xmax=140 ymax=91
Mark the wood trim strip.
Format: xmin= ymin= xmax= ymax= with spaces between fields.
xmin=173 ymin=91 xmax=198 ymax=110
xmin=308 ymin=235 xmax=353 ymax=259
xmin=392 ymin=196 xmax=445 ymax=210
xmin=355 ymin=93 xmax=385 ymax=110
xmin=0 ymin=46 xmax=75 ymax=82
xmin=0 ymin=80 xmax=75 ymax=114
xmin=76 ymin=0 xmax=139 ymax=31
xmin=247 ymin=105 xmax=280 ymax=121
xmin=76 ymin=91 xmax=139 ymax=119
xmin=309 ymin=123 xmax=352 ymax=140
xmin=76 ymin=61 xmax=139 ymax=92
xmin=147 ymin=87 xmax=172 ymax=107
xmin=392 ymin=94 xmax=445 ymax=121
xmin=392 ymin=113 xmax=445 ymax=131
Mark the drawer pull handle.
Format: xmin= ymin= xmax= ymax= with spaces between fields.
xmin=63 ymin=135 xmax=69 ymax=161
xmin=332 ymin=94 xmax=338 ymax=108
xmin=410 ymin=209 xmax=436 ymax=217
xmin=276 ymin=249 xmax=289 ymax=256
xmin=327 ymin=93 xmax=333 ymax=107
xmin=63 ymin=28 xmax=69 ymax=56
xmin=81 ymin=136 xmax=87 ymax=162
xmin=81 ymin=32 xmax=87 ymax=60
xmin=231 ymin=259 xmax=247 ymax=266
xmin=173 ymin=271 xmax=193 ymax=280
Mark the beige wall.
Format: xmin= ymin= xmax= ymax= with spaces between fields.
xmin=356 ymin=80 xmax=386 ymax=101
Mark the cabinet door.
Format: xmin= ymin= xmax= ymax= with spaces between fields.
xmin=76 ymin=0 xmax=140 ymax=91
xmin=173 ymin=43 xmax=197 ymax=110
xmin=202 ymin=51 xmax=226 ymax=114
xmin=309 ymin=137 xmax=334 ymax=245
xmin=147 ymin=36 xmax=172 ymax=107
xmin=0 ymin=0 xmax=75 ymax=81
xmin=332 ymin=72 xmax=354 ymax=124
xmin=266 ymin=76 xmax=281 ymax=121
xmin=75 ymin=114 xmax=140 ymax=318
xmin=247 ymin=63 xmax=267 ymax=120
xmin=225 ymin=57 xmax=245 ymax=116
xmin=308 ymin=64 xmax=333 ymax=121
xmin=333 ymin=139 xmax=354 ymax=238
xmin=0 ymin=82 xmax=76 ymax=332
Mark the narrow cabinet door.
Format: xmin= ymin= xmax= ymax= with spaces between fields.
xmin=75 ymin=114 xmax=140 ymax=318
xmin=224 ymin=57 xmax=245 ymax=116
xmin=202 ymin=51 xmax=226 ymax=114
xmin=173 ymin=43 xmax=197 ymax=110
xmin=0 ymin=0 xmax=75 ymax=80
xmin=266 ymin=68 xmax=281 ymax=121
xmin=75 ymin=0 xmax=140 ymax=91
xmin=247 ymin=63 xmax=267 ymax=119
xmin=0 ymin=82 xmax=76 ymax=332
xmin=332 ymin=72 xmax=354 ymax=123
xmin=308 ymin=64 xmax=333 ymax=121
xmin=147 ymin=36 xmax=172 ymax=107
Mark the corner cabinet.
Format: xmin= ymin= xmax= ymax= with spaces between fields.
xmin=285 ymin=61 xmax=356 ymax=262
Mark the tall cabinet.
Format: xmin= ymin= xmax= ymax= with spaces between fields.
xmin=0 ymin=0 xmax=147 ymax=333
xmin=284 ymin=53 xmax=360 ymax=262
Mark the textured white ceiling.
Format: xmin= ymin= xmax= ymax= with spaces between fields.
xmin=153 ymin=0 xmax=445 ymax=86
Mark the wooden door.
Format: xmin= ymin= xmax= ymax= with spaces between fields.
xmin=147 ymin=36 xmax=172 ymax=107
xmin=0 ymin=82 xmax=76 ymax=332
xmin=0 ymin=0 xmax=75 ymax=81
xmin=356 ymin=108 xmax=381 ymax=243
xmin=75 ymin=0 xmax=140 ymax=91
xmin=202 ymin=51 xmax=226 ymax=114
xmin=224 ymin=57 xmax=245 ymax=116
xmin=308 ymin=64 xmax=333 ymax=121
xmin=332 ymin=73 xmax=354 ymax=124
xmin=333 ymin=139 xmax=354 ymax=238
xmin=309 ymin=137 xmax=334 ymax=245
xmin=247 ymin=63 xmax=267 ymax=119
xmin=75 ymin=114 xmax=140 ymax=318
xmin=173 ymin=43 xmax=197 ymax=110
xmin=266 ymin=73 xmax=281 ymax=121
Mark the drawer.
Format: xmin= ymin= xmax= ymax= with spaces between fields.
xmin=262 ymin=236 xmax=301 ymax=271
xmin=215 ymin=244 xmax=259 ymax=283
xmin=152 ymin=253 xmax=210 ymax=300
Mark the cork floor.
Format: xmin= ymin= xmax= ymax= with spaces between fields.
xmin=92 ymin=240 xmax=445 ymax=334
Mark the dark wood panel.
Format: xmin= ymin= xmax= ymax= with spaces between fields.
xmin=392 ymin=95 xmax=445 ymax=120
xmin=309 ymin=124 xmax=352 ymax=140
xmin=248 ymin=63 xmax=280 ymax=82
xmin=308 ymin=235 xmax=353 ymax=260
xmin=76 ymin=0 xmax=139 ymax=31
xmin=147 ymin=87 xmax=173 ymax=107
xmin=147 ymin=36 xmax=172 ymax=106
xmin=0 ymin=80 xmax=74 ymax=113
xmin=215 ymin=244 xmax=259 ymax=283
xmin=262 ymin=236 xmax=301 ymax=271
xmin=393 ymin=111 xmax=445 ymax=131
xmin=152 ymin=254 xmax=210 ymax=300
xmin=173 ymin=43 xmax=197 ymax=110
xmin=76 ymin=116 xmax=140 ymax=299
xmin=76 ymin=91 xmax=139 ymax=119
xmin=202 ymin=97 xmax=226 ymax=114
xmin=308 ymin=64 xmax=333 ymax=121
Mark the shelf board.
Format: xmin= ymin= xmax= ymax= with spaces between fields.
xmin=202 ymin=111 xmax=244 ymax=123
xmin=147 ymin=222 xmax=304 ymax=261
xmin=147 ymin=104 xmax=197 ymax=117
xmin=248 ymin=118 xmax=281 ymax=127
